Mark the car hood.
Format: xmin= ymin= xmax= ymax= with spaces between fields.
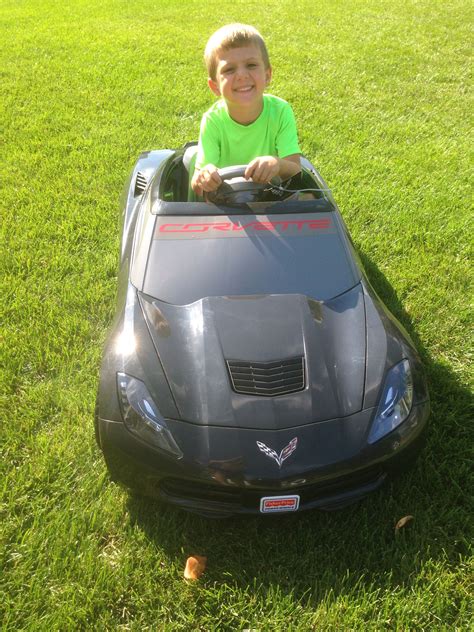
xmin=139 ymin=285 xmax=366 ymax=429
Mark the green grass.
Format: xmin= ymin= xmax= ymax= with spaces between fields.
xmin=1 ymin=0 xmax=473 ymax=629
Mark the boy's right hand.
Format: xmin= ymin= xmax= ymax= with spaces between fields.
xmin=191 ymin=164 xmax=222 ymax=196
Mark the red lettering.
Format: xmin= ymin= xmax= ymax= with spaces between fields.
xmin=159 ymin=224 xmax=183 ymax=232
xmin=159 ymin=217 xmax=331 ymax=234
xmin=266 ymin=499 xmax=296 ymax=508
xmin=213 ymin=223 xmax=232 ymax=231
xmin=183 ymin=224 xmax=210 ymax=232
xmin=272 ymin=221 xmax=291 ymax=231
xmin=308 ymin=219 xmax=331 ymax=229
xmin=245 ymin=221 xmax=273 ymax=231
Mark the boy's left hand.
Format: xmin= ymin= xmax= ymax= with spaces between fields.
xmin=245 ymin=156 xmax=280 ymax=183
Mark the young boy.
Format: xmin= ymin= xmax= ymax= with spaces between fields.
xmin=191 ymin=23 xmax=301 ymax=196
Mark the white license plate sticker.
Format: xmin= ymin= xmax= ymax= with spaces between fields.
xmin=260 ymin=495 xmax=300 ymax=513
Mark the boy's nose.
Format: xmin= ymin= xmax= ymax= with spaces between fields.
xmin=235 ymin=65 xmax=250 ymax=79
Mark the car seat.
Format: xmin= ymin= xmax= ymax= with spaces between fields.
xmin=183 ymin=144 xmax=199 ymax=201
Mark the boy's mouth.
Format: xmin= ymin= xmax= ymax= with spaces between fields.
xmin=234 ymin=86 xmax=254 ymax=93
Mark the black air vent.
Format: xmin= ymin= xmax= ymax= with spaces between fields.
xmin=227 ymin=357 xmax=305 ymax=397
xmin=134 ymin=171 xmax=148 ymax=196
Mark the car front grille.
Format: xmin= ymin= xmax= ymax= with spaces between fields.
xmin=226 ymin=357 xmax=305 ymax=396
xmin=159 ymin=467 xmax=384 ymax=511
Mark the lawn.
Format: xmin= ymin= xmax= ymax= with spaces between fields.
xmin=1 ymin=0 xmax=472 ymax=629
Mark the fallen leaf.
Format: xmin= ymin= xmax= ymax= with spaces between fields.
xmin=184 ymin=555 xmax=207 ymax=580
xmin=395 ymin=515 xmax=414 ymax=534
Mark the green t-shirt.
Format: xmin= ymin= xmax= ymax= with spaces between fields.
xmin=195 ymin=94 xmax=301 ymax=169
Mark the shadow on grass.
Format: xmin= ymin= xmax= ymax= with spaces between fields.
xmin=125 ymin=254 xmax=472 ymax=604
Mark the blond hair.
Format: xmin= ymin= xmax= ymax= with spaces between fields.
xmin=204 ymin=23 xmax=270 ymax=81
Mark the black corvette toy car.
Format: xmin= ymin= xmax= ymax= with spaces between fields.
xmin=95 ymin=144 xmax=429 ymax=516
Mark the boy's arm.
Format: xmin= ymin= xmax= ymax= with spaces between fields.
xmin=193 ymin=112 xmax=222 ymax=195
xmin=245 ymin=99 xmax=302 ymax=183
xmin=245 ymin=154 xmax=301 ymax=183
xmin=194 ymin=155 xmax=300 ymax=192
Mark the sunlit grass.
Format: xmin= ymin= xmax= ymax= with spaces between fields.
xmin=1 ymin=0 xmax=472 ymax=629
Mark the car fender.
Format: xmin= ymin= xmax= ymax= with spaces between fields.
xmin=119 ymin=149 xmax=174 ymax=264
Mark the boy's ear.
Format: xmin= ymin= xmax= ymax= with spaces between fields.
xmin=207 ymin=77 xmax=221 ymax=97
xmin=265 ymin=65 xmax=272 ymax=85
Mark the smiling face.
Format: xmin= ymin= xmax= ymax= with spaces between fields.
xmin=208 ymin=44 xmax=272 ymax=122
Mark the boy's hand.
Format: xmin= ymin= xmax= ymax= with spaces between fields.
xmin=245 ymin=154 xmax=301 ymax=183
xmin=245 ymin=156 xmax=280 ymax=183
xmin=191 ymin=164 xmax=222 ymax=196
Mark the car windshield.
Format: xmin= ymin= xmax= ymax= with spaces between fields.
xmin=142 ymin=208 xmax=360 ymax=304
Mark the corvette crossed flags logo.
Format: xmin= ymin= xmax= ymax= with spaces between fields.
xmin=256 ymin=437 xmax=298 ymax=468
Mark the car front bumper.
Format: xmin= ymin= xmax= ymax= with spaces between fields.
xmin=96 ymin=401 xmax=429 ymax=516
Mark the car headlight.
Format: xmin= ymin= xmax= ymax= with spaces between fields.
xmin=368 ymin=359 xmax=413 ymax=444
xmin=117 ymin=373 xmax=182 ymax=459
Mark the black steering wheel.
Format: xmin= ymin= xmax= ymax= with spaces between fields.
xmin=205 ymin=165 xmax=282 ymax=205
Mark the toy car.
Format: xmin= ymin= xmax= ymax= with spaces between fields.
xmin=95 ymin=144 xmax=430 ymax=516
